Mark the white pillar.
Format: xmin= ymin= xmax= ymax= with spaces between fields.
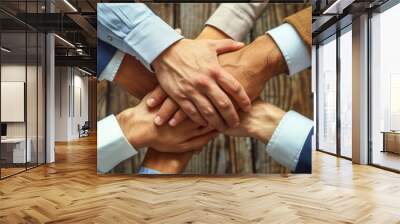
xmin=352 ymin=14 xmax=369 ymax=164
xmin=312 ymin=45 xmax=317 ymax=150
xmin=46 ymin=1 xmax=55 ymax=163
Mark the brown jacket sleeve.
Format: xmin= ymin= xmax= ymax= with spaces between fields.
xmin=284 ymin=6 xmax=312 ymax=52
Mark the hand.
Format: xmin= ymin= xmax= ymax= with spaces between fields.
xmin=224 ymin=100 xmax=286 ymax=143
xmin=116 ymin=90 xmax=218 ymax=153
xmin=148 ymin=34 xmax=288 ymax=127
xmin=151 ymin=38 xmax=251 ymax=131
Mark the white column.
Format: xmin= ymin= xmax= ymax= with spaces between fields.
xmin=352 ymin=14 xmax=369 ymax=164
xmin=312 ymin=45 xmax=317 ymax=150
xmin=46 ymin=1 xmax=55 ymax=163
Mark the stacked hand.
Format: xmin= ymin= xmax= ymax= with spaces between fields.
xmin=146 ymin=34 xmax=287 ymax=132
xmin=149 ymin=38 xmax=252 ymax=131
xmin=116 ymin=91 xmax=218 ymax=153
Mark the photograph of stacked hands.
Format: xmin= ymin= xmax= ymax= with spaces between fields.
xmin=1 ymin=0 xmax=399 ymax=223
xmin=97 ymin=3 xmax=312 ymax=175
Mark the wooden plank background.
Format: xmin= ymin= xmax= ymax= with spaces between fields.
xmin=97 ymin=3 xmax=312 ymax=174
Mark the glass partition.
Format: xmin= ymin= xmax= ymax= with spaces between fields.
xmin=317 ymin=36 xmax=337 ymax=154
xmin=0 ymin=1 xmax=46 ymax=179
xmin=1 ymin=31 xmax=28 ymax=177
xmin=370 ymin=3 xmax=400 ymax=171
xmin=339 ymin=27 xmax=352 ymax=158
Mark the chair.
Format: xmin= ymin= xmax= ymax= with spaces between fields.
xmin=79 ymin=121 xmax=90 ymax=138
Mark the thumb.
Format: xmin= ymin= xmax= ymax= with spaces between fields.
xmin=209 ymin=39 xmax=244 ymax=54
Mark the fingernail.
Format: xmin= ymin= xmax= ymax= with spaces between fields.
xmin=233 ymin=122 xmax=240 ymax=128
xmin=147 ymin=98 xmax=155 ymax=107
xmin=169 ymin=118 xmax=177 ymax=127
xmin=236 ymin=42 xmax=245 ymax=47
xmin=154 ymin=116 xmax=163 ymax=125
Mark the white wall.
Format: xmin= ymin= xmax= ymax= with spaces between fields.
xmin=54 ymin=67 xmax=89 ymax=141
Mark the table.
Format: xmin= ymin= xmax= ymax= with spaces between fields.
xmin=381 ymin=131 xmax=400 ymax=154
xmin=1 ymin=138 xmax=31 ymax=164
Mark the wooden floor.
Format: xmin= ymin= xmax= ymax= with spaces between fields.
xmin=0 ymin=135 xmax=400 ymax=223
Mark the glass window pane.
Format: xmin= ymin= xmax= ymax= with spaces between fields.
xmin=371 ymin=4 xmax=400 ymax=171
xmin=1 ymin=31 xmax=27 ymax=177
xmin=318 ymin=36 xmax=337 ymax=154
xmin=340 ymin=28 xmax=352 ymax=158
xmin=38 ymin=32 xmax=45 ymax=165
xmin=27 ymin=31 xmax=38 ymax=169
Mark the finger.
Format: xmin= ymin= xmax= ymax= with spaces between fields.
xmin=208 ymin=39 xmax=244 ymax=54
xmin=182 ymin=121 xmax=215 ymax=139
xmin=188 ymin=92 xmax=226 ymax=131
xmin=146 ymin=86 xmax=167 ymax=108
xmin=154 ymin=98 xmax=179 ymax=126
xmin=169 ymin=109 xmax=187 ymax=127
xmin=177 ymin=99 xmax=207 ymax=127
xmin=196 ymin=125 xmax=216 ymax=135
xmin=215 ymin=68 xmax=251 ymax=112
xmin=178 ymin=131 xmax=219 ymax=152
xmin=205 ymin=82 xmax=240 ymax=128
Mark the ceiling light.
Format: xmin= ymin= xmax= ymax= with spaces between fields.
xmin=323 ymin=0 xmax=355 ymax=15
xmin=1 ymin=47 xmax=11 ymax=53
xmin=54 ymin=34 xmax=75 ymax=48
xmin=78 ymin=67 xmax=92 ymax=76
xmin=63 ymin=0 xmax=78 ymax=12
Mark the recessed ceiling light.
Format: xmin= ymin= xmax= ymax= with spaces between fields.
xmin=1 ymin=47 xmax=11 ymax=53
xmin=63 ymin=0 xmax=78 ymax=12
xmin=77 ymin=67 xmax=92 ymax=76
xmin=54 ymin=34 xmax=75 ymax=48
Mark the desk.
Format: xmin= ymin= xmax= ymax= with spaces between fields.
xmin=381 ymin=131 xmax=400 ymax=155
xmin=1 ymin=138 xmax=31 ymax=164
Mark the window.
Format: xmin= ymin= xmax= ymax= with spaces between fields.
xmin=370 ymin=2 xmax=400 ymax=171
xmin=339 ymin=27 xmax=352 ymax=158
xmin=317 ymin=36 xmax=337 ymax=154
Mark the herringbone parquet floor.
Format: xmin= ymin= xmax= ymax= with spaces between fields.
xmin=1 ymin=135 xmax=399 ymax=224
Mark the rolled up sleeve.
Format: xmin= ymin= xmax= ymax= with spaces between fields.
xmin=97 ymin=3 xmax=183 ymax=71
xmin=205 ymin=3 xmax=268 ymax=41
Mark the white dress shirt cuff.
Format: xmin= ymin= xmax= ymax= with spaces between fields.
xmin=266 ymin=111 xmax=313 ymax=171
xmin=267 ymin=23 xmax=310 ymax=75
xmin=98 ymin=50 xmax=125 ymax=82
xmin=97 ymin=115 xmax=138 ymax=173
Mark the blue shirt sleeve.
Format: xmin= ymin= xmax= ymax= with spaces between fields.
xmin=138 ymin=167 xmax=162 ymax=174
xmin=97 ymin=3 xmax=183 ymax=72
xmin=294 ymin=128 xmax=313 ymax=173
xmin=97 ymin=39 xmax=117 ymax=78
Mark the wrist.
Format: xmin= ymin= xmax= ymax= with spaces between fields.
xmin=142 ymin=148 xmax=193 ymax=174
xmin=116 ymin=108 xmax=151 ymax=149
xmin=248 ymin=103 xmax=286 ymax=143
xmin=197 ymin=25 xmax=230 ymax=40
xmin=251 ymin=35 xmax=288 ymax=76
xmin=151 ymin=38 xmax=187 ymax=72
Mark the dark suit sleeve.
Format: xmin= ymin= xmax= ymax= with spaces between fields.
xmin=294 ymin=127 xmax=313 ymax=173
xmin=97 ymin=39 xmax=118 ymax=79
